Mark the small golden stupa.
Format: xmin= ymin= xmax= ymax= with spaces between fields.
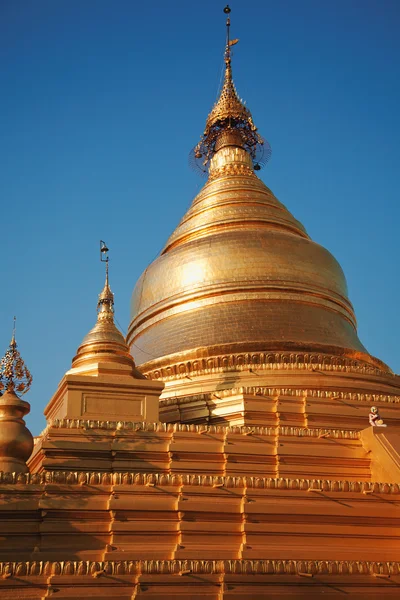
xmin=70 ymin=249 xmax=145 ymax=378
xmin=39 ymin=242 xmax=163 ymax=428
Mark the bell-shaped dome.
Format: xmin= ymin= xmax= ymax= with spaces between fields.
xmin=127 ymin=20 xmax=389 ymax=377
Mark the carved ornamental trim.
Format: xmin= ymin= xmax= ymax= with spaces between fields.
xmin=48 ymin=419 xmax=361 ymax=438
xmin=0 ymin=470 xmax=398 ymax=495
xmin=160 ymin=387 xmax=400 ymax=407
xmin=208 ymin=163 xmax=256 ymax=180
xmin=142 ymin=351 xmax=394 ymax=381
xmin=0 ymin=558 xmax=398 ymax=577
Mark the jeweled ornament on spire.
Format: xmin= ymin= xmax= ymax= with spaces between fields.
xmin=0 ymin=317 xmax=32 ymax=395
xmin=191 ymin=5 xmax=271 ymax=175
xmin=0 ymin=318 xmax=34 ymax=473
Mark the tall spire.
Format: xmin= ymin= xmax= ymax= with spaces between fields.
xmin=192 ymin=5 xmax=270 ymax=174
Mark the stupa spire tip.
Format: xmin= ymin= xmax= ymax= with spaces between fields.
xmin=190 ymin=5 xmax=270 ymax=175
xmin=98 ymin=241 xmax=114 ymax=321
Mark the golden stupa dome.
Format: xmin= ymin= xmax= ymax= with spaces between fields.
xmin=127 ymin=13 xmax=389 ymax=377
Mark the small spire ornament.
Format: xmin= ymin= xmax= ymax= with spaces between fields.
xmin=0 ymin=318 xmax=34 ymax=473
xmin=98 ymin=240 xmax=115 ymax=322
xmin=0 ymin=317 xmax=32 ymax=395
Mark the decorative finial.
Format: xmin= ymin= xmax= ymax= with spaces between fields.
xmin=11 ymin=316 xmax=16 ymax=346
xmin=0 ymin=318 xmax=32 ymax=395
xmin=98 ymin=240 xmax=114 ymax=321
xmin=190 ymin=5 xmax=271 ymax=175
xmin=223 ymin=5 xmax=235 ymax=67
xmin=0 ymin=321 xmax=34 ymax=472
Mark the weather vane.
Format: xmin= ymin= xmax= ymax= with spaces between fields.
xmin=0 ymin=317 xmax=32 ymax=395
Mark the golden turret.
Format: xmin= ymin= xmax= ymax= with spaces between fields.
xmin=42 ymin=243 xmax=163 ymax=429
xmin=0 ymin=320 xmax=34 ymax=473
xmin=71 ymin=248 xmax=145 ymax=378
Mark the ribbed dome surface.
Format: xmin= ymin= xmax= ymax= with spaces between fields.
xmin=127 ymin=144 xmax=383 ymax=371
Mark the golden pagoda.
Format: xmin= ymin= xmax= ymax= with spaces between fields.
xmin=127 ymin=7 xmax=396 ymax=429
xmin=1 ymin=6 xmax=400 ymax=599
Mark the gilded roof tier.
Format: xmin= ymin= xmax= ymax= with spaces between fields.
xmin=206 ymin=61 xmax=253 ymax=128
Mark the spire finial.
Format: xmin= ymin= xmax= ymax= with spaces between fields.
xmin=224 ymin=5 xmax=232 ymax=65
xmin=0 ymin=319 xmax=32 ymax=395
xmin=11 ymin=316 xmax=16 ymax=347
xmin=98 ymin=240 xmax=114 ymax=321
xmin=190 ymin=5 xmax=271 ymax=175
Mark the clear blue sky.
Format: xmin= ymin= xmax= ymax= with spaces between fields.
xmin=1 ymin=0 xmax=399 ymax=435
